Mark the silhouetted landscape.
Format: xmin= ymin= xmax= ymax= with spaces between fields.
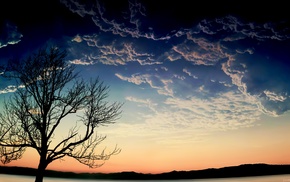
xmin=1 ymin=163 xmax=290 ymax=180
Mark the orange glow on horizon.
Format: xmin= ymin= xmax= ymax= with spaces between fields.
xmin=4 ymin=141 xmax=290 ymax=174
xmin=3 ymin=116 xmax=290 ymax=174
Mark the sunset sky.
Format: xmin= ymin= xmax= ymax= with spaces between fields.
xmin=1 ymin=0 xmax=290 ymax=174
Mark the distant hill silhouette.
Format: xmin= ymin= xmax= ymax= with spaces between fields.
xmin=1 ymin=163 xmax=290 ymax=180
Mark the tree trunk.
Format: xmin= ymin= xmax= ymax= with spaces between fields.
xmin=34 ymin=156 xmax=48 ymax=182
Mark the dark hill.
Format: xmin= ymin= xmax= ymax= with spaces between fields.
xmin=1 ymin=163 xmax=290 ymax=180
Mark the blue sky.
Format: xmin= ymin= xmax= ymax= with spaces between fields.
xmin=1 ymin=0 xmax=290 ymax=173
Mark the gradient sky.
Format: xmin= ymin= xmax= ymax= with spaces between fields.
xmin=1 ymin=0 xmax=290 ymax=174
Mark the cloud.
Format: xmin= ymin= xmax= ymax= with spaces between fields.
xmin=115 ymin=90 xmax=261 ymax=144
xmin=71 ymin=34 xmax=159 ymax=66
xmin=61 ymin=0 xmax=174 ymax=40
xmin=72 ymin=34 xmax=83 ymax=43
xmin=183 ymin=68 xmax=198 ymax=79
xmin=59 ymin=0 xmax=96 ymax=17
xmin=0 ymin=21 xmax=22 ymax=48
xmin=263 ymin=90 xmax=287 ymax=102
xmin=116 ymin=72 xmax=175 ymax=97
xmin=0 ymin=85 xmax=19 ymax=94
xmin=163 ymin=91 xmax=261 ymax=130
xmin=125 ymin=96 xmax=157 ymax=112
xmin=184 ymin=15 xmax=290 ymax=117
xmin=216 ymin=15 xmax=290 ymax=41
xmin=115 ymin=73 xmax=147 ymax=85
xmin=64 ymin=0 xmax=290 ymax=119
xmin=69 ymin=59 xmax=93 ymax=65
xmin=221 ymin=38 xmax=290 ymax=116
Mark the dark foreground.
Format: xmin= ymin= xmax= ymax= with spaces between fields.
xmin=1 ymin=163 xmax=290 ymax=180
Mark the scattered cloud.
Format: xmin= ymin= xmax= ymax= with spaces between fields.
xmin=3 ymin=0 xmax=290 ymax=139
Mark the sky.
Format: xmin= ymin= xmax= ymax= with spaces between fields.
xmin=1 ymin=0 xmax=290 ymax=174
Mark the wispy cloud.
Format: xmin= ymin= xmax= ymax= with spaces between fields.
xmin=112 ymin=89 xmax=261 ymax=145
xmin=115 ymin=73 xmax=147 ymax=85
xmin=0 ymin=85 xmax=24 ymax=94
xmin=163 ymin=91 xmax=260 ymax=130
xmin=71 ymin=34 xmax=158 ymax=65
xmin=0 ymin=21 xmax=22 ymax=48
xmin=116 ymin=72 xmax=174 ymax=96
xmin=61 ymin=0 xmax=174 ymax=41
xmin=69 ymin=59 xmax=93 ymax=65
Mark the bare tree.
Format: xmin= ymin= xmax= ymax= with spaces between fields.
xmin=0 ymin=46 xmax=123 ymax=182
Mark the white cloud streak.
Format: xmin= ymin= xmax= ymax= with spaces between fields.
xmin=0 ymin=85 xmax=23 ymax=94
xmin=0 ymin=21 xmax=23 ymax=48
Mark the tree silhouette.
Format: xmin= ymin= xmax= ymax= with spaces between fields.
xmin=0 ymin=46 xmax=123 ymax=182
